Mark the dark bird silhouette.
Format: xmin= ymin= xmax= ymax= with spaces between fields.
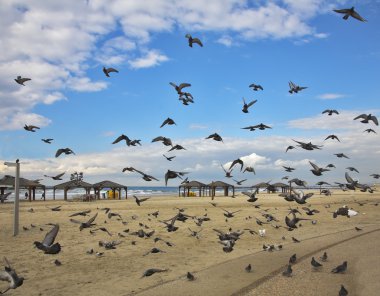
xmin=302 ymin=207 xmax=320 ymax=215
xmin=322 ymin=109 xmax=339 ymax=116
xmin=54 ymin=259 xmax=62 ymax=266
xmin=44 ymin=172 xmax=65 ymax=180
xmin=103 ymin=66 xmax=119 ymax=77
xmin=346 ymin=167 xmax=359 ymax=173
xmin=0 ymin=257 xmax=24 ymax=294
xmin=152 ymin=136 xmax=173 ymax=147
xmin=354 ymin=113 xmax=378 ymax=125
xmin=292 ymin=236 xmax=300 ymax=243
xmin=34 ymin=224 xmax=61 ymax=254
xmin=370 ymin=174 xmax=380 ymax=179
xmin=325 ymin=134 xmax=340 ymax=142
xmin=163 ymin=154 xmax=176 ymax=161
xmin=309 ymin=161 xmax=330 ymax=176
xmin=311 ymin=257 xmax=323 ymax=269
xmin=243 ymin=166 xmax=255 ymax=174
xmin=0 ymin=192 xmax=11 ymax=203
xmin=122 ymin=167 xmax=159 ymax=182
xmin=168 ymin=144 xmax=186 ymax=152
xmin=242 ymin=188 xmax=259 ymax=202
xmin=142 ymin=268 xmax=168 ymax=277
xmin=242 ymin=98 xmax=257 ymax=113
xmin=41 ymin=138 xmax=53 ymax=144
xmin=221 ymin=164 xmax=233 ymax=178
xmin=364 ymin=128 xmax=376 ymax=134
xmin=160 ymin=117 xmax=176 ymax=128
xmin=69 ymin=210 xmax=91 ymax=217
xmin=339 ymin=285 xmax=348 ymax=296
xmin=334 ymin=153 xmax=349 ymax=159
xmin=112 ymin=134 xmax=131 ymax=145
xmin=242 ymin=124 xmax=271 ymax=131
xmin=289 ymin=81 xmax=307 ymax=94
xmin=229 ymin=158 xmax=244 ymax=171
xmin=134 ymin=195 xmax=150 ymax=206
xmin=206 ymin=133 xmax=223 ymax=142
xmin=289 ymin=253 xmax=297 ymax=264
xmin=293 ymin=139 xmax=322 ymax=150
xmin=283 ymin=166 xmax=295 ymax=172
xmin=233 ymin=179 xmax=247 ymax=185
xmin=55 ymin=148 xmax=75 ymax=158
xmin=285 ymin=212 xmax=310 ymax=229
xmin=331 ymin=261 xmax=347 ymax=273
xmin=185 ymin=34 xmax=203 ymax=47
xmin=334 ymin=7 xmax=367 ymax=22
xmin=165 ymin=170 xmax=188 ymax=186
xmin=169 ymin=82 xmax=191 ymax=95
xmin=221 ymin=208 xmax=241 ymax=218
xmin=70 ymin=213 xmax=98 ymax=231
xmin=46 ymin=205 xmax=62 ymax=211
xmin=15 ymin=76 xmax=31 ymax=86
xmin=23 ymin=124 xmax=40 ymax=132
xmin=282 ymin=264 xmax=292 ymax=277
xmin=245 ymin=264 xmax=252 ymax=273
xmin=326 ymin=163 xmax=336 ymax=169
xmin=249 ymin=83 xmax=263 ymax=91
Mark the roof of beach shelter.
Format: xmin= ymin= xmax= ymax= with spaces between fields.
xmin=53 ymin=179 xmax=93 ymax=190
xmin=271 ymin=182 xmax=290 ymax=188
xmin=208 ymin=181 xmax=234 ymax=188
xmin=252 ymin=182 xmax=270 ymax=188
xmin=92 ymin=180 xmax=127 ymax=189
xmin=0 ymin=175 xmax=45 ymax=188
xmin=179 ymin=180 xmax=207 ymax=188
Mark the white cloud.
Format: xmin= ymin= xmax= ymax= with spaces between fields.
xmin=129 ymin=50 xmax=169 ymax=69
xmin=217 ymin=35 xmax=234 ymax=47
xmin=317 ymin=93 xmax=346 ymax=100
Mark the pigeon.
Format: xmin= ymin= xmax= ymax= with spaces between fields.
xmin=221 ymin=164 xmax=233 ymax=178
xmin=186 ymin=272 xmax=195 ymax=281
xmin=288 ymin=81 xmax=307 ymax=93
xmin=364 ymin=128 xmax=376 ymax=134
xmin=233 ymin=179 xmax=247 ymax=186
xmin=242 ymin=189 xmax=259 ymax=202
xmin=0 ymin=257 xmax=24 ymax=294
xmin=134 ymin=195 xmax=150 ymax=206
xmin=286 ymin=146 xmax=296 ymax=152
xmin=282 ymin=264 xmax=292 ymax=277
xmin=93 ymin=227 xmax=113 ymax=236
xmin=346 ymin=167 xmax=359 ymax=173
xmin=245 ymin=264 xmax=252 ymax=273
xmin=331 ymin=261 xmax=347 ymax=273
xmin=34 ymin=224 xmax=61 ymax=254
xmin=221 ymin=208 xmax=241 ymax=218
xmin=185 ymin=34 xmax=203 ymax=47
xmin=163 ymin=154 xmax=176 ymax=161
xmin=322 ymin=109 xmax=339 ymax=116
xmin=293 ymin=139 xmax=322 ymax=150
xmin=15 ymin=76 xmax=31 ymax=86
xmin=229 ymin=158 xmax=244 ymax=171
xmin=339 ymin=285 xmax=348 ymax=296
xmin=41 ymin=138 xmax=53 ymax=144
xmin=0 ymin=192 xmax=11 ymax=203
xmin=311 ymin=257 xmax=323 ymax=269
xmin=55 ymin=148 xmax=75 ymax=158
xmin=335 ymin=153 xmax=349 ymax=159
xmin=289 ymin=254 xmax=297 ymax=264
xmin=70 ymin=213 xmax=98 ymax=231
xmin=165 ymin=170 xmax=188 ymax=186
xmin=103 ymin=67 xmax=119 ymax=77
xmin=249 ymin=83 xmax=263 ymax=91
xmin=123 ymin=167 xmax=159 ymax=182
xmin=141 ymin=268 xmax=168 ymax=277
xmin=320 ymin=252 xmax=328 ymax=262
xmin=370 ymin=174 xmax=380 ymax=179
xmin=334 ymin=7 xmax=367 ymax=22
xmin=112 ymin=134 xmax=131 ymax=145
xmin=69 ymin=210 xmax=91 ymax=217
xmin=168 ymin=144 xmax=186 ymax=152
xmin=242 ymin=124 xmax=271 ymax=131
xmin=206 ymin=133 xmax=223 ymax=142
xmin=44 ymin=172 xmax=65 ymax=180
xmin=243 ymin=166 xmax=255 ymax=174
xmin=309 ymin=161 xmax=330 ymax=176
xmin=23 ymin=124 xmax=40 ymax=132
xmin=354 ymin=113 xmax=378 ymax=125
xmin=160 ymin=117 xmax=176 ymax=128
xmin=152 ymin=136 xmax=173 ymax=147
xmin=325 ymin=135 xmax=340 ymax=142
xmin=242 ymin=98 xmax=257 ymax=113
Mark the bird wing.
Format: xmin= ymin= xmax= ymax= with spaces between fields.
xmin=246 ymin=99 xmax=257 ymax=108
xmin=146 ymin=174 xmax=159 ymax=181
xmin=42 ymin=224 xmax=59 ymax=246
xmin=345 ymin=172 xmax=354 ymax=183
xmin=371 ymin=116 xmax=378 ymax=125
xmin=54 ymin=172 xmax=65 ymax=179
xmin=351 ymin=10 xmax=367 ymax=22
xmin=86 ymin=213 xmax=98 ymax=224
xmin=178 ymin=83 xmax=191 ymax=91
xmin=353 ymin=114 xmax=367 ymax=120
xmin=112 ymin=134 xmax=127 ymax=144
xmin=322 ymin=109 xmax=329 ymax=114
xmin=192 ymin=38 xmax=203 ymax=47
xmin=55 ymin=149 xmax=64 ymax=158
xmin=107 ymin=67 xmax=119 ymax=73
xmin=333 ymin=8 xmax=350 ymax=14
xmin=160 ymin=118 xmax=170 ymax=128
xmin=152 ymin=136 xmax=165 ymax=142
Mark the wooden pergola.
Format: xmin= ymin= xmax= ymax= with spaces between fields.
xmin=93 ymin=180 xmax=128 ymax=200
xmin=271 ymin=182 xmax=290 ymax=193
xmin=0 ymin=175 xmax=46 ymax=202
xmin=53 ymin=180 xmax=93 ymax=201
xmin=252 ymin=182 xmax=271 ymax=193
xmin=208 ymin=181 xmax=235 ymax=199
xmin=178 ymin=180 xmax=208 ymax=197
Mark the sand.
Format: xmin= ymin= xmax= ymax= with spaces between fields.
xmin=0 ymin=190 xmax=379 ymax=296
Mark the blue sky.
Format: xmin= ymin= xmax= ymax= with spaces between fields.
xmin=0 ymin=0 xmax=379 ymax=186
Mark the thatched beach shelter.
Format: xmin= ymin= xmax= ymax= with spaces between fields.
xmin=252 ymin=181 xmax=271 ymax=193
xmin=93 ymin=180 xmax=128 ymax=200
xmin=53 ymin=180 xmax=93 ymax=201
xmin=0 ymin=175 xmax=46 ymax=201
xmin=178 ymin=180 xmax=208 ymax=197
xmin=208 ymin=181 xmax=235 ymax=199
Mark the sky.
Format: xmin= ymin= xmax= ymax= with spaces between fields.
xmin=0 ymin=0 xmax=379 ymax=187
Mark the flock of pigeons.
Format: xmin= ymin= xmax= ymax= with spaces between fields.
xmin=0 ymin=5 xmax=377 ymax=296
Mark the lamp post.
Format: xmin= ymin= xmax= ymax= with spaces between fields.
xmin=4 ymin=161 xmax=20 ymax=236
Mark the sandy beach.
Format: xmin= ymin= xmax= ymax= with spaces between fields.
xmin=1 ymin=190 xmax=379 ymax=296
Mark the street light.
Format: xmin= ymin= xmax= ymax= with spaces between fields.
xmin=4 ymin=161 xmax=20 ymax=236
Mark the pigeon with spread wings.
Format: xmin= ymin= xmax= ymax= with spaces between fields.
xmin=34 ymin=224 xmax=61 ymax=254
